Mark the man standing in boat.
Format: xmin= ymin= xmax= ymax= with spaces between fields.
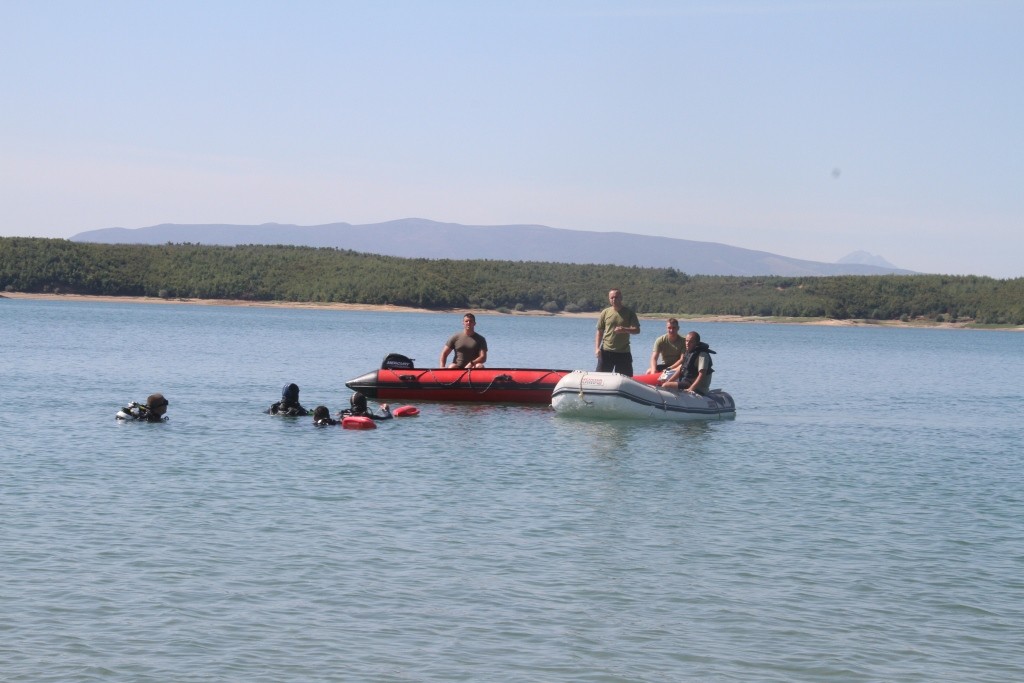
xmin=440 ymin=313 xmax=488 ymax=369
xmin=595 ymin=288 xmax=640 ymax=376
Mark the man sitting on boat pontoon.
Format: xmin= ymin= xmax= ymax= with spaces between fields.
xmin=657 ymin=331 xmax=714 ymax=395
xmin=440 ymin=313 xmax=488 ymax=369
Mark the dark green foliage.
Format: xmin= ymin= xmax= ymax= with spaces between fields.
xmin=2 ymin=237 xmax=1022 ymax=324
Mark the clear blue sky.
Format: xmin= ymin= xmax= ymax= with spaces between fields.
xmin=2 ymin=0 xmax=1021 ymax=277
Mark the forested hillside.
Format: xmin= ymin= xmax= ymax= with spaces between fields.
xmin=2 ymin=237 xmax=1022 ymax=325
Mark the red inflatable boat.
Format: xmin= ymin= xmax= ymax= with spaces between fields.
xmin=345 ymin=366 xmax=571 ymax=404
xmin=345 ymin=354 xmax=660 ymax=405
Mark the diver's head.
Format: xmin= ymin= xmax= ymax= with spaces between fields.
xmin=146 ymin=393 xmax=168 ymax=416
xmin=281 ymin=383 xmax=300 ymax=405
xmin=350 ymin=392 xmax=368 ymax=414
xmin=313 ymin=405 xmax=331 ymax=422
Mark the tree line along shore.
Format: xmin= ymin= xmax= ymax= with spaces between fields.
xmin=2 ymin=237 xmax=1022 ymax=326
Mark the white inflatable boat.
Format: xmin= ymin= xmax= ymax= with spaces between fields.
xmin=551 ymin=371 xmax=736 ymax=421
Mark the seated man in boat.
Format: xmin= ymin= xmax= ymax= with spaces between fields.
xmin=657 ymin=331 xmax=714 ymax=394
xmin=440 ymin=313 xmax=488 ymax=369
xmin=268 ymin=382 xmax=309 ymax=416
xmin=646 ymin=317 xmax=685 ymax=374
xmin=339 ymin=392 xmax=392 ymax=420
xmin=117 ymin=393 xmax=169 ymax=422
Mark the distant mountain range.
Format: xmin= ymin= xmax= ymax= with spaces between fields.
xmin=71 ymin=218 xmax=914 ymax=277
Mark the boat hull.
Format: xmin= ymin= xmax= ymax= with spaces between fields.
xmin=345 ymin=367 xmax=574 ymax=404
xmin=551 ymin=371 xmax=736 ymax=420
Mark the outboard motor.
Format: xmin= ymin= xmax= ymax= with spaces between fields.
xmin=381 ymin=353 xmax=415 ymax=370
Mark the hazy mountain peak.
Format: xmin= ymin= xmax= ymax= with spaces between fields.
xmin=837 ymin=251 xmax=898 ymax=269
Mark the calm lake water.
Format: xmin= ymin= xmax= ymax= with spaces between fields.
xmin=2 ymin=298 xmax=1023 ymax=682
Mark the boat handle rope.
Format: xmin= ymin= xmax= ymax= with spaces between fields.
xmin=408 ymin=368 xmax=503 ymax=394
xmin=425 ymin=369 xmax=469 ymax=387
xmin=576 ymin=371 xmax=594 ymax=405
xmin=470 ymin=370 xmax=568 ymax=395
xmin=503 ymin=370 xmax=562 ymax=387
xmin=473 ymin=373 xmax=514 ymax=394
xmin=393 ymin=368 xmax=561 ymax=395
xmin=392 ymin=369 xmax=466 ymax=386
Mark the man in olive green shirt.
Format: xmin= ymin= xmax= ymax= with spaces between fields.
xmin=594 ymin=288 xmax=640 ymax=376
xmin=647 ymin=317 xmax=685 ymax=374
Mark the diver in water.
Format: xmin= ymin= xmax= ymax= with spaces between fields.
xmin=268 ymin=383 xmax=309 ymax=416
xmin=339 ymin=392 xmax=392 ymax=421
xmin=312 ymin=405 xmax=338 ymax=426
xmin=117 ymin=393 xmax=169 ymax=422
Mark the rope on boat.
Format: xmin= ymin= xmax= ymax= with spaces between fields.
xmin=576 ymin=371 xmax=594 ymax=405
xmin=472 ymin=372 xmax=514 ymax=395
xmin=469 ymin=369 xmax=565 ymax=396
xmin=505 ymin=370 xmax=563 ymax=387
xmin=391 ymin=368 xmax=562 ymax=395
xmin=393 ymin=369 xmax=467 ymax=387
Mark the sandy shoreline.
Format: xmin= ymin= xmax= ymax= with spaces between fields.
xmin=3 ymin=291 xmax=1018 ymax=330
